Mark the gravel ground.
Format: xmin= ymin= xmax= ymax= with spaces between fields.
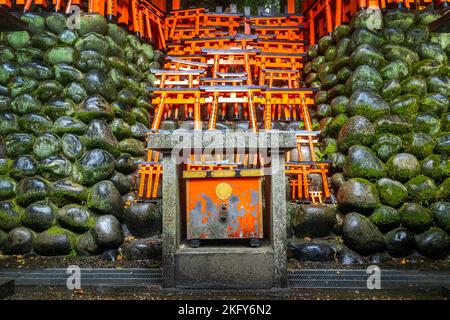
xmin=5 ymin=286 xmax=449 ymax=300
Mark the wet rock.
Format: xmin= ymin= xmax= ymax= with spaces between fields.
xmin=82 ymin=119 xmax=119 ymax=154
xmin=403 ymin=132 xmax=434 ymax=160
xmin=34 ymin=227 xmax=74 ymax=256
xmin=15 ymin=177 xmax=49 ymax=207
xmin=372 ymin=133 xmax=402 ymax=162
xmin=386 ymin=153 xmax=420 ymax=182
xmin=337 ymin=116 xmax=375 ymax=152
xmin=338 ymin=248 xmax=367 ymax=265
xmin=337 ymin=178 xmax=380 ymax=214
xmin=72 ymin=149 xmax=115 ymax=186
xmin=119 ymin=237 xmax=162 ymax=260
xmin=77 ymin=95 xmax=113 ymax=123
xmin=430 ymin=202 xmax=450 ymax=233
xmin=33 ymin=133 xmax=60 ymax=159
xmin=0 ymin=200 xmax=23 ymax=231
xmin=38 ymin=155 xmax=72 ymax=180
xmin=50 ymin=178 xmax=87 ymax=206
xmin=3 ymin=227 xmax=33 ymax=254
xmin=290 ymin=242 xmax=335 ymax=262
xmin=369 ymin=205 xmax=400 ymax=233
xmin=124 ymin=202 xmax=162 ymax=238
xmin=347 ymin=89 xmax=390 ymax=121
xmin=115 ymin=153 xmax=137 ymax=174
xmin=332 ymin=213 xmax=345 ymax=235
xmin=290 ymin=204 xmax=336 ymax=238
xmin=421 ymin=154 xmax=450 ymax=182
xmin=130 ymin=122 xmax=148 ymax=141
xmin=91 ymin=215 xmax=123 ymax=249
xmin=435 ymin=133 xmax=450 ymax=156
xmin=404 ymin=175 xmax=437 ymax=204
xmin=374 ymin=115 xmax=413 ymax=135
xmin=119 ymin=138 xmax=145 ymax=156
xmin=369 ymin=252 xmax=392 ymax=264
xmin=57 ymin=204 xmax=94 ymax=233
xmin=331 ymin=173 xmax=346 ymax=191
xmin=437 ymin=178 xmax=450 ymax=201
xmin=110 ymin=118 xmax=132 ymax=140
xmin=385 ymin=227 xmax=416 ymax=257
xmin=344 ymin=145 xmax=385 ymax=180
xmin=87 ymin=180 xmax=123 ymax=220
xmin=414 ymin=113 xmax=441 ymax=135
xmin=0 ymin=175 xmax=16 ymax=200
xmin=376 ymin=178 xmax=408 ymax=208
xmin=76 ymin=231 xmax=99 ymax=256
xmin=399 ymin=202 xmax=432 ymax=233
xmin=61 ymin=133 xmax=84 ymax=160
xmin=22 ymin=200 xmax=56 ymax=232
xmin=415 ymin=227 xmax=450 ymax=259
xmin=390 ymin=95 xmax=419 ymax=119
xmin=5 ymin=133 xmax=34 ymax=157
xmin=343 ymin=212 xmax=385 ymax=255
xmin=327 ymin=152 xmax=347 ymax=171
xmin=101 ymin=249 xmax=119 ymax=261
xmin=110 ymin=171 xmax=132 ymax=195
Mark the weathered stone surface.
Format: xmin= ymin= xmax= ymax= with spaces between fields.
xmin=34 ymin=227 xmax=74 ymax=256
xmin=386 ymin=153 xmax=420 ymax=182
xmin=15 ymin=177 xmax=49 ymax=207
xmin=430 ymin=202 xmax=450 ymax=233
xmin=119 ymin=237 xmax=162 ymax=260
xmin=124 ymin=202 xmax=162 ymax=238
xmin=290 ymin=204 xmax=336 ymax=238
xmin=415 ymin=227 xmax=450 ymax=259
xmin=337 ymin=248 xmax=367 ymax=265
xmin=22 ymin=200 xmax=56 ymax=232
xmin=385 ymin=227 xmax=415 ymax=257
xmin=91 ymin=215 xmax=123 ymax=249
xmin=376 ymin=178 xmax=408 ymax=208
xmin=109 ymin=171 xmax=132 ymax=195
xmin=337 ymin=116 xmax=375 ymax=152
xmin=57 ymin=204 xmax=94 ymax=233
xmin=3 ymin=227 xmax=33 ymax=254
xmin=72 ymin=149 xmax=115 ymax=186
xmin=399 ymin=202 xmax=432 ymax=233
xmin=343 ymin=212 xmax=385 ymax=255
xmin=344 ymin=145 xmax=385 ymax=180
xmin=50 ymin=178 xmax=87 ymax=206
xmin=0 ymin=200 xmax=23 ymax=231
xmin=404 ymin=175 xmax=437 ymax=204
xmin=290 ymin=242 xmax=335 ymax=262
xmin=337 ymin=178 xmax=380 ymax=214
xmin=369 ymin=205 xmax=400 ymax=233
xmin=76 ymin=230 xmax=99 ymax=256
xmin=115 ymin=153 xmax=137 ymax=174
xmin=87 ymin=180 xmax=123 ymax=220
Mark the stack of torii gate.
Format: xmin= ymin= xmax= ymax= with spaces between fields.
xmin=137 ymin=8 xmax=332 ymax=205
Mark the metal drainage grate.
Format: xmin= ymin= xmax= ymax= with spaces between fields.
xmin=0 ymin=268 xmax=162 ymax=287
xmin=288 ymin=269 xmax=450 ymax=289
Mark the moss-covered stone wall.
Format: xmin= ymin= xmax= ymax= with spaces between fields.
xmin=0 ymin=12 xmax=162 ymax=260
xmin=289 ymin=9 xmax=450 ymax=263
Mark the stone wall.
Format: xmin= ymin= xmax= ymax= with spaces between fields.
xmin=289 ymin=10 xmax=450 ymax=264
xmin=0 ymin=12 xmax=162 ymax=260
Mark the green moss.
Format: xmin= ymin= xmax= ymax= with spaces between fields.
xmin=45 ymin=226 xmax=78 ymax=247
xmin=404 ymin=175 xmax=437 ymax=205
xmin=0 ymin=200 xmax=23 ymax=231
xmin=377 ymin=178 xmax=408 ymax=208
xmin=436 ymin=178 xmax=450 ymax=201
xmin=369 ymin=205 xmax=400 ymax=233
xmin=398 ymin=202 xmax=432 ymax=233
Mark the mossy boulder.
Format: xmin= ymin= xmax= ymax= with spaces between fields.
xmin=414 ymin=113 xmax=441 ymax=135
xmin=61 ymin=133 xmax=84 ymax=160
xmin=419 ymin=93 xmax=449 ymax=116
xmin=402 ymin=132 xmax=434 ymax=160
xmin=50 ymin=178 xmax=87 ymax=206
xmin=33 ymin=133 xmax=60 ymax=159
xmin=337 ymin=116 xmax=375 ymax=152
xmin=345 ymin=65 xmax=383 ymax=94
xmin=22 ymin=200 xmax=56 ymax=232
xmin=15 ymin=177 xmax=49 ymax=207
xmin=57 ymin=204 xmax=95 ymax=233
xmin=386 ymin=153 xmax=420 ymax=182
xmin=115 ymin=153 xmax=137 ymax=174
xmin=344 ymin=145 xmax=385 ymax=180
xmin=430 ymin=202 xmax=450 ymax=233
xmin=376 ymin=178 xmax=408 ymax=208
xmin=404 ymin=175 xmax=437 ymax=204
xmin=87 ymin=180 xmax=123 ymax=220
xmin=372 ymin=133 xmax=402 ymax=162
xmin=343 ymin=212 xmax=385 ymax=255
xmin=374 ymin=115 xmax=413 ymax=135
xmin=382 ymin=79 xmax=401 ymax=101
xmin=79 ymin=14 xmax=108 ymax=36
xmin=72 ymin=149 xmax=115 ymax=186
xmin=38 ymin=155 xmax=72 ymax=180
xmin=435 ymin=133 xmax=450 ymax=156
xmin=390 ymin=95 xmax=419 ymax=119
xmin=77 ymin=95 xmax=113 ymax=123
xmin=421 ymin=154 xmax=450 ymax=182
xmin=91 ymin=215 xmax=123 ymax=249
xmin=118 ymin=138 xmax=145 ymax=156
xmin=290 ymin=204 xmax=336 ymax=238
xmin=399 ymin=202 xmax=432 ymax=233
xmin=34 ymin=226 xmax=76 ymax=256
xmin=10 ymin=155 xmax=37 ymax=180
xmin=347 ymin=89 xmax=390 ymax=121
xmin=82 ymin=119 xmax=119 ymax=155
xmin=337 ymin=178 xmax=380 ymax=214
xmin=380 ymin=60 xmax=409 ymax=80
xmin=370 ymin=205 xmax=400 ymax=233
xmin=0 ymin=175 xmax=16 ymax=200
xmin=436 ymin=178 xmax=450 ymax=201
xmin=0 ymin=200 xmax=23 ymax=231
xmin=52 ymin=116 xmax=86 ymax=135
